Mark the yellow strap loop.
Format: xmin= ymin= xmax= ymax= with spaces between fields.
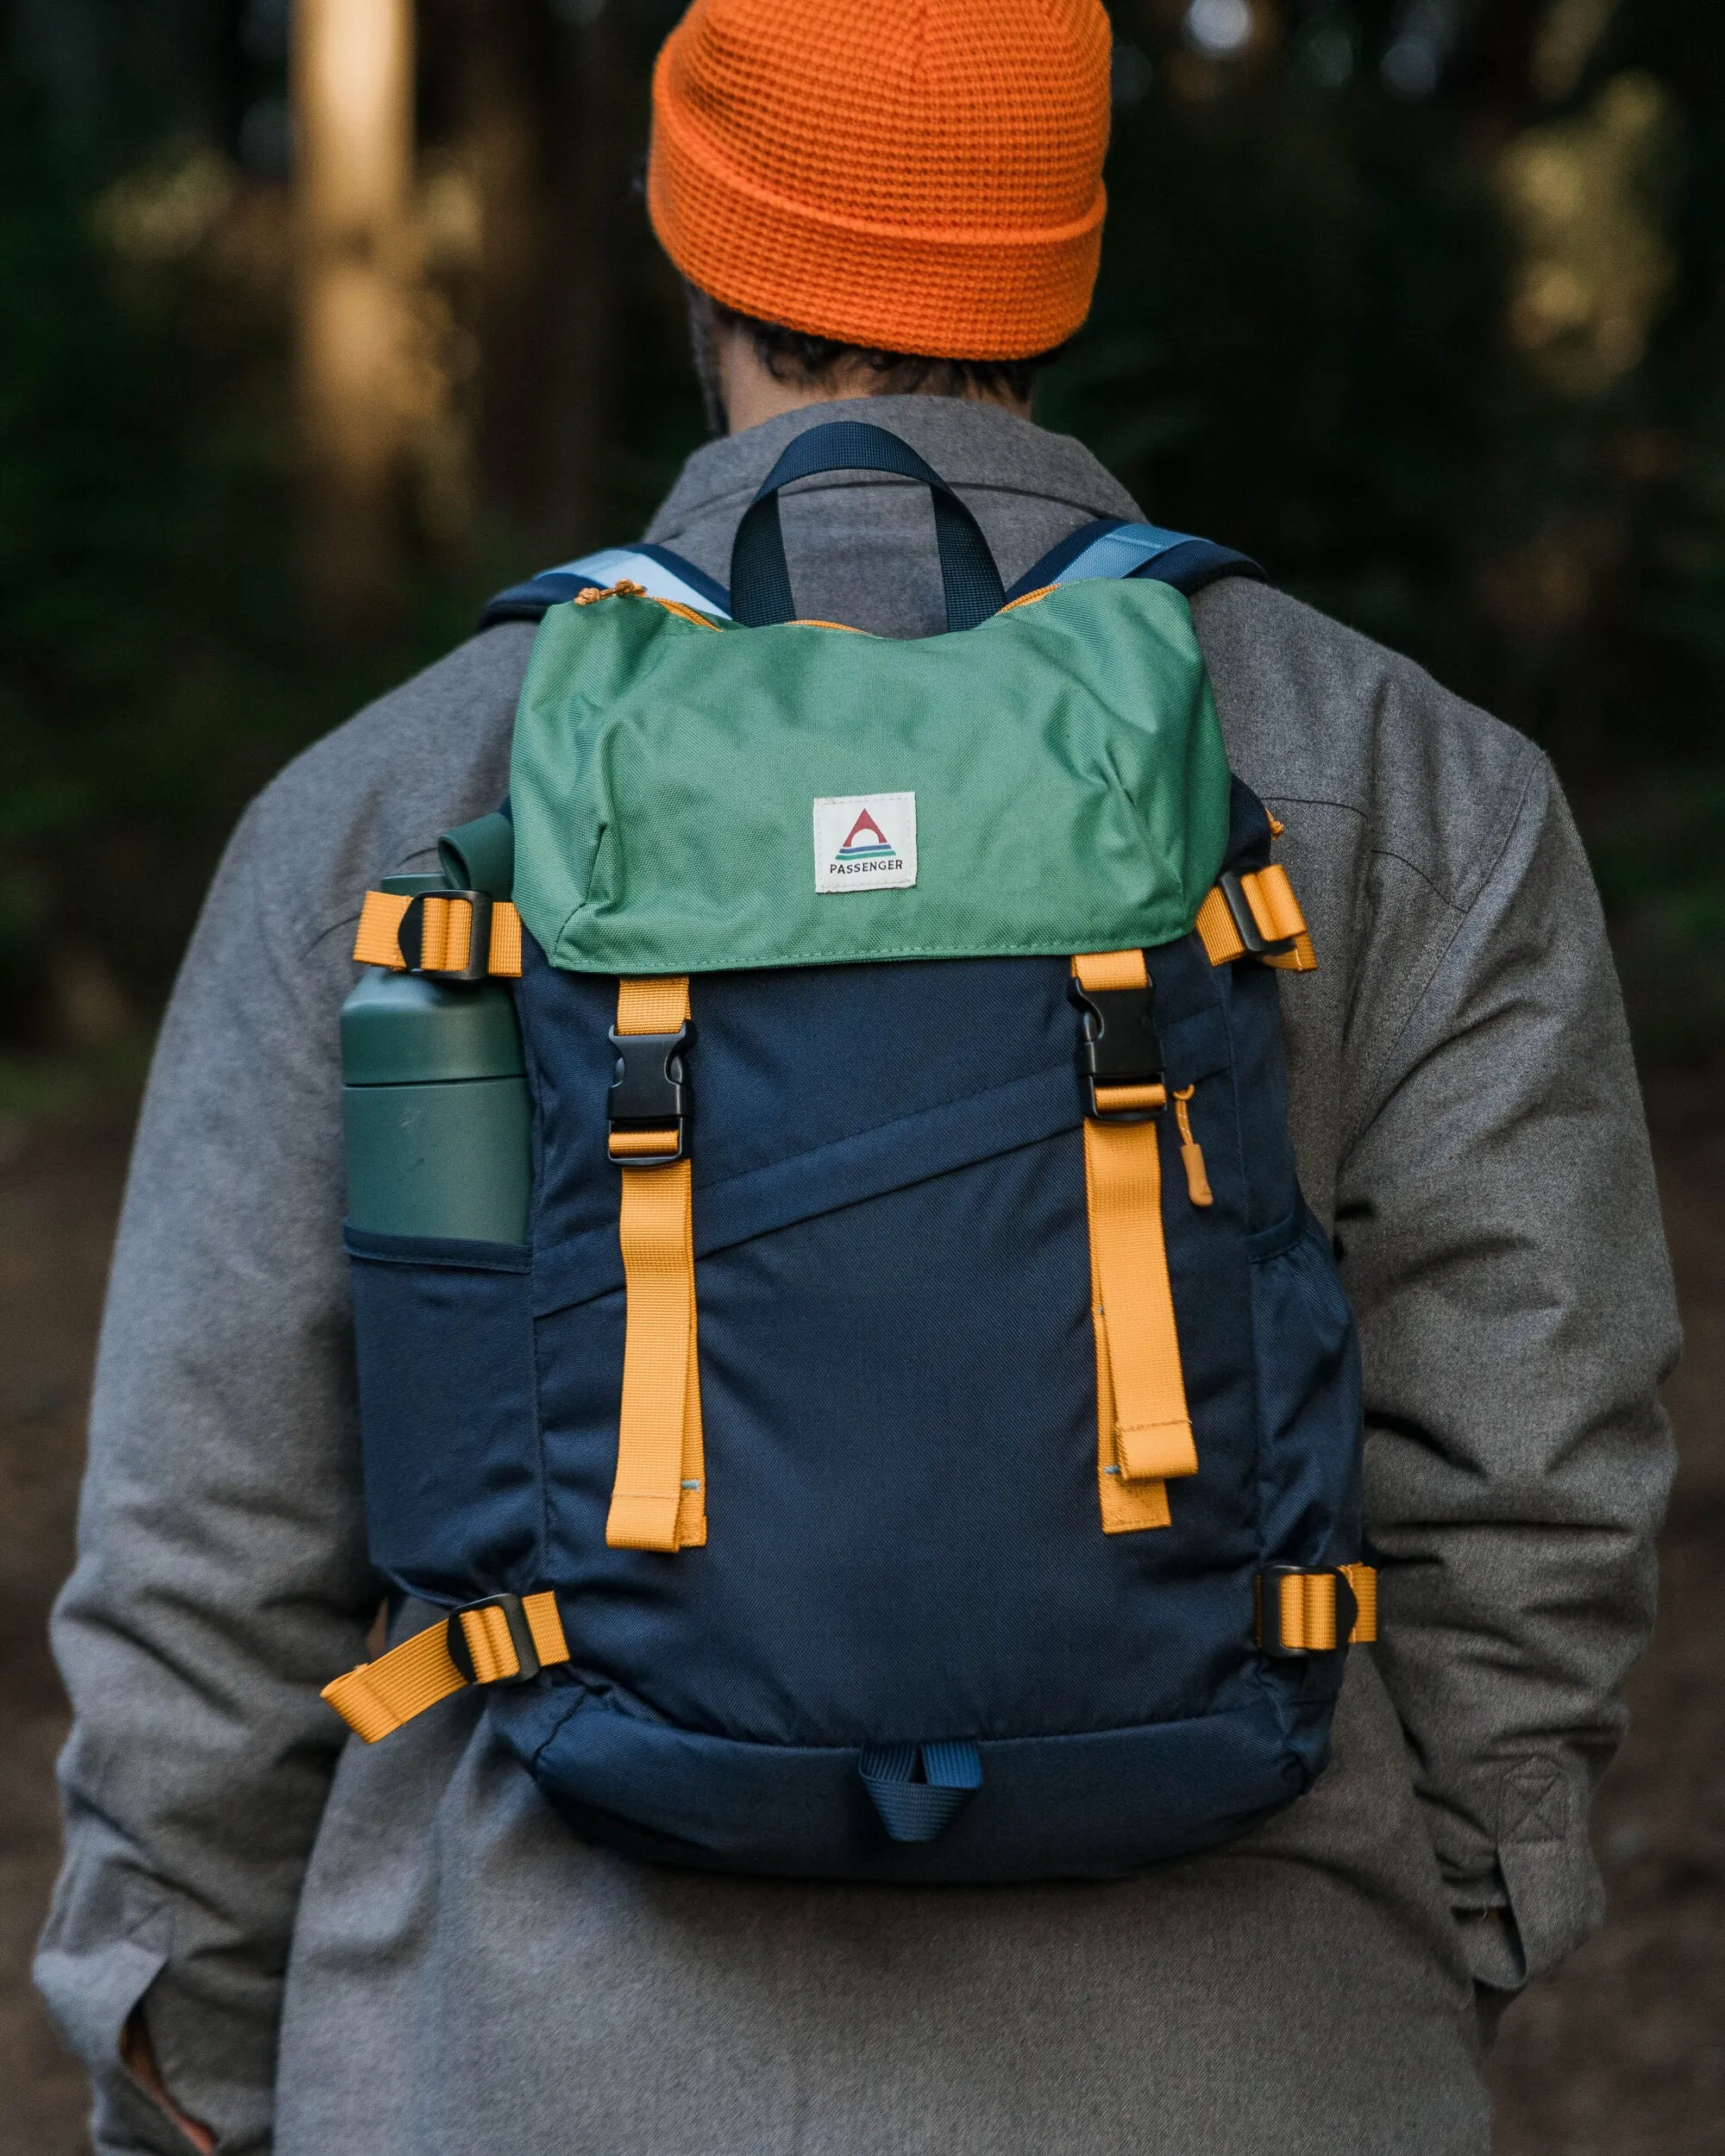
xmin=1073 ymin=952 xmax=1198 ymax=1536
xmin=321 ymin=1590 xmax=570 ymax=1743
xmin=1258 ymin=1565 xmax=1378 ymax=1651
xmin=352 ymin=889 xmax=525 ymax=977
xmin=606 ymin=977 xmax=706 ymax=1552
xmin=1194 ymin=867 xmax=1317 ymax=974
xmin=1245 ymin=862 xmax=1308 ymax=945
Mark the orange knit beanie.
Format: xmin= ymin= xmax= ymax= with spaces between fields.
xmin=648 ymin=0 xmax=1112 ymax=361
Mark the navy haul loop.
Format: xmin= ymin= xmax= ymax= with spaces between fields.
xmin=326 ymin=423 xmax=1375 ymax=1881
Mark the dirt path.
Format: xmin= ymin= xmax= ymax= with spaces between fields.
xmin=1 ymin=1108 xmax=1719 ymax=2153
xmin=0 ymin=1114 xmax=135 ymax=2156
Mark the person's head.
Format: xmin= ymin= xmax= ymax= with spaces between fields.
xmin=647 ymin=0 xmax=1113 ymax=435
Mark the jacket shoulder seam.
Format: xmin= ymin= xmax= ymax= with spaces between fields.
xmin=1340 ymin=745 xmax=1546 ymax=1156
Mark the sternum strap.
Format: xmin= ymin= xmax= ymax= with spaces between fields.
xmin=607 ymin=976 xmax=706 ymax=1552
xmin=1073 ymin=951 xmax=1198 ymax=1534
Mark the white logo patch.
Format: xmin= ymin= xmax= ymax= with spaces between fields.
xmin=812 ymin=792 xmax=918 ymax=893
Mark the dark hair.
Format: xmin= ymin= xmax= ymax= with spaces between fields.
xmin=687 ymin=285 xmax=1063 ymax=430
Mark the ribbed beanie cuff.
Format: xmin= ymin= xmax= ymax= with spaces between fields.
xmin=648 ymin=0 xmax=1111 ymax=362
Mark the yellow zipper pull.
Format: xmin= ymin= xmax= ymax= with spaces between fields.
xmin=574 ymin=579 xmax=647 ymax=605
xmin=1172 ymin=1087 xmax=1213 ymax=1207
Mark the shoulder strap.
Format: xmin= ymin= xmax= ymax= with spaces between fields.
xmin=1007 ymin=517 xmax=1264 ymax=604
xmin=479 ymin=542 xmax=732 ymax=630
xmin=481 ymin=512 xmax=1262 ymax=630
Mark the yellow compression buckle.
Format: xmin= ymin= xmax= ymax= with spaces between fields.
xmin=1072 ymin=951 xmax=1199 ymax=1535
xmin=1256 ymin=1564 xmax=1378 ymax=1653
xmin=1195 ymin=864 xmax=1316 ymax=973
xmin=605 ymin=976 xmax=707 ymax=1552
xmin=352 ymin=889 xmax=524 ymax=978
xmin=322 ymin=1590 xmax=569 ymax=1742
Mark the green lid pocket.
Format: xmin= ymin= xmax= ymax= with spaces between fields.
xmin=511 ymin=580 xmax=1233 ymax=978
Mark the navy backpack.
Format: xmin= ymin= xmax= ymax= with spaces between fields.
xmin=323 ymin=423 xmax=1373 ymax=1881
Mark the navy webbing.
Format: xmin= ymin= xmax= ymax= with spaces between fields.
xmin=730 ymin=422 xmax=1006 ymax=633
xmin=859 ymin=1739 xmax=983 ymax=1842
xmin=1007 ymin=516 xmax=1265 ymax=603
xmin=478 ymin=544 xmax=732 ymax=630
xmin=480 ymin=486 xmax=1261 ymax=633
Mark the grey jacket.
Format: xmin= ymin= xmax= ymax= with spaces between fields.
xmin=37 ymin=397 xmax=1678 ymax=2156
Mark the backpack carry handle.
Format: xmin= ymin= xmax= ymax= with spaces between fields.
xmin=729 ymin=421 xmax=1007 ymax=633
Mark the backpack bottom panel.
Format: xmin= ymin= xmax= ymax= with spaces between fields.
xmin=490 ymin=1678 xmax=1333 ymax=1882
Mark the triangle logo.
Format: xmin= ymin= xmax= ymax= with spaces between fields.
xmin=837 ymin=810 xmax=894 ymax=859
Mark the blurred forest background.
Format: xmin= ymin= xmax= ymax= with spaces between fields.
xmin=3 ymin=0 xmax=1725 ymax=1074
xmin=6 ymin=7 xmax=1725 ymax=2152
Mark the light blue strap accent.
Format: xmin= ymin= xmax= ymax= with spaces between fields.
xmin=546 ymin=548 xmax=733 ymax=618
xmin=1051 ymin=523 xmax=1202 ymax=586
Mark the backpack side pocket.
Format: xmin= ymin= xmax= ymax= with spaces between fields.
xmin=1247 ymin=1206 xmax=1364 ymax=1579
xmin=346 ymin=1228 xmax=541 ymax=1602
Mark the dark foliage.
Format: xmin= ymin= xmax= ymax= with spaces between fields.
xmin=2 ymin=0 xmax=1724 ymax=1056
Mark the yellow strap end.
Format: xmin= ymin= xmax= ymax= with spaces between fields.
xmin=1115 ymin=1418 xmax=1199 ymax=1482
xmin=1341 ymin=1563 xmax=1377 ymax=1643
xmin=605 ymin=1491 xmax=687 ymax=1551
xmin=353 ymin=889 xmax=411 ymax=968
xmin=323 ymin=1589 xmax=571 ymax=1743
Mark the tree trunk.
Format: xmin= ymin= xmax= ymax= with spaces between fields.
xmin=292 ymin=0 xmax=416 ymax=630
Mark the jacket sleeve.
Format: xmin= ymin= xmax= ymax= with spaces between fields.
xmin=1334 ymin=750 xmax=1679 ymax=1990
xmin=34 ymin=786 xmax=377 ymax=2155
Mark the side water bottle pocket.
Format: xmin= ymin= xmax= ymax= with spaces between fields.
xmin=346 ymin=1230 xmax=539 ymax=1597
xmin=341 ymin=868 xmax=538 ymax=1595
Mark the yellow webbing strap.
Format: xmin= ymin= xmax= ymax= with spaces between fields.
xmin=352 ymin=889 xmax=524 ymax=977
xmin=1341 ymin=1562 xmax=1377 ymax=1642
xmin=606 ymin=976 xmax=706 ymax=1552
xmin=322 ymin=1590 xmax=569 ymax=1743
xmin=1194 ymin=865 xmax=1317 ymax=973
xmin=1260 ymin=1564 xmax=1379 ymax=1651
xmin=1073 ymin=952 xmax=1198 ymax=1536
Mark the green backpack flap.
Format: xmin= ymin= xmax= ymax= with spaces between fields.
xmin=510 ymin=575 xmax=1232 ymax=977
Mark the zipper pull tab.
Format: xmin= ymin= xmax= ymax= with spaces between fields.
xmin=574 ymin=579 xmax=647 ymax=605
xmin=1172 ymin=1087 xmax=1214 ymax=1207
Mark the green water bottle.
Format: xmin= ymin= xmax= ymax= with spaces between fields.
xmin=340 ymin=816 xmax=531 ymax=1243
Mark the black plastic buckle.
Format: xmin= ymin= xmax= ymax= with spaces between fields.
xmin=445 ymin=1593 xmax=542 ymax=1685
xmin=607 ymin=1022 xmax=693 ymax=1166
xmin=1068 ymin=979 xmax=1164 ymax=1121
xmin=1257 ymin=1566 xmax=1358 ymax=1659
xmin=397 ymin=889 xmax=494 ymax=983
xmin=1218 ymin=869 xmax=1296 ymax=962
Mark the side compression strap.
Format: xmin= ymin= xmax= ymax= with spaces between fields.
xmin=1073 ymin=950 xmax=1198 ymax=1536
xmin=323 ymin=1590 xmax=569 ymax=1742
xmin=1195 ymin=864 xmax=1317 ymax=973
xmin=353 ymin=889 xmax=524 ymax=977
xmin=606 ymin=976 xmax=707 ymax=1552
xmin=1258 ymin=1564 xmax=1378 ymax=1652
